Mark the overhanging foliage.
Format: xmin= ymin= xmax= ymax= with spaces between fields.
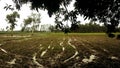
xmin=12 ymin=0 xmax=120 ymax=34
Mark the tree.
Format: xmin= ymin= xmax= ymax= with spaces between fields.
xmin=76 ymin=22 xmax=106 ymax=33
xmin=6 ymin=11 xmax=20 ymax=35
xmin=22 ymin=12 xmax=41 ymax=34
xmin=31 ymin=12 xmax=41 ymax=34
xmin=49 ymin=25 xmax=55 ymax=32
xmin=21 ymin=16 xmax=32 ymax=32
xmin=12 ymin=0 xmax=72 ymax=17
xmin=74 ymin=0 xmax=120 ymax=35
xmin=54 ymin=1 xmax=79 ymax=33
xmin=13 ymin=0 xmax=120 ymax=36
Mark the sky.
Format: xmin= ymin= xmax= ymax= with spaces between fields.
xmin=0 ymin=0 xmax=90 ymax=31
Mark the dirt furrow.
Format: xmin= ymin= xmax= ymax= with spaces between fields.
xmin=64 ymin=38 xmax=79 ymax=63
xmin=33 ymin=53 xmax=45 ymax=68
xmin=7 ymin=58 xmax=16 ymax=65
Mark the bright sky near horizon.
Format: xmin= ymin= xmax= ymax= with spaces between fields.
xmin=0 ymin=0 xmax=90 ymax=31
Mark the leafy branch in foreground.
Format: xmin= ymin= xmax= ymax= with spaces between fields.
xmin=7 ymin=0 xmax=120 ymax=37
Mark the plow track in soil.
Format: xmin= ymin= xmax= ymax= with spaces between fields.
xmin=63 ymin=38 xmax=79 ymax=63
xmin=0 ymin=35 xmax=120 ymax=68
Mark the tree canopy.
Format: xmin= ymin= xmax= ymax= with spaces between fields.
xmin=12 ymin=0 xmax=120 ymax=34
xmin=21 ymin=12 xmax=41 ymax=32
xmin=75 ymin=0 xmax=120 ymax=33
xmin=13 ymin=0 xmax=72 ymax=17
xmin=6 ymin=11 xmax=20 ymax=31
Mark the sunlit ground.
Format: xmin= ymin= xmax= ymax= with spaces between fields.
xmin=0 ymin=32 xmax=120 ymax=68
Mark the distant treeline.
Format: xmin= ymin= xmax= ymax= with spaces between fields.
xmin=70 ymin=23 xmax=106 ymax=33
xmin=49 ymin=22 xmax=120 ymax=33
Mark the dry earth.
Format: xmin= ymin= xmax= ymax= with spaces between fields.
xmin=0 ymin=33 xmax=120 ymax=68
